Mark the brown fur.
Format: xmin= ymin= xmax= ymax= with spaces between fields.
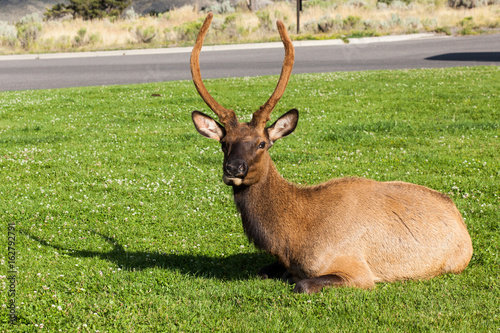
xmin=190 ymin=13 xmax=472 ymax=293
xmin=192 ymin=118 xmax=473 ymax=293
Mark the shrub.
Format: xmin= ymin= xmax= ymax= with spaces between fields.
xmin=385 ymin=13 xmax=402 ymax=28
xmin=44 ymin=3 xmax=73 ymax=20
xmin=347 ymin=0 xmax=368 ymax=7
xmin=458 ymin=16 xmax=482 ymax=34
xmin=221 ymin=14 xmax=242 ymax=40
xmin=303 ymin=0 xmax=338 ymax=9
xmin=123 ymin=7 xmax=139 ymax=21
xmin=435 ymin=26 xmax=451 ymax=35
xmin=224 ymin=13 xmax=239 ymax=25
xmin=317 ymin=16 xmax=333 ymax=33
xmin=303 ymin=19 xmax=319 ymax=33
xmin=256 ymin=9 xmax=272 ymax=31
xmin=343 ymin=15 xmax=362 ymax=30
xmin=377 ymin=0 xmax=413 ymax=5
xmin=88 ymin=32 xmax=101 ymax=44
xmin=164 ymin=28 xmax=176 ymax=44
xmin=73 ymin=27 xmax=87 ymax=46
xmin=56 ymin=35 xmax=72 ymax=49
xmin=205 ymin=0 xmax=236 ymax=14
xmin=390 ymin=0 xmax=408 ymax=9
xmin=421 ymin=18 xmax=438 ymax=31
xmin=0 ymin=21 xmax=17 ymax=47
xmin=363 ymin=19 xmax=381 ymax=30
xmin=447 ymin=0 xmax=491 ymax=7
xmin=405 ymin=17 xmax=421 ymax=30
xmin=45 ymin=0 xmax=131 ymax=21
xmin=175 ymin=20 xmax=204 ymax=42
xmin=316 ymin=15 xmax=343 ymax=33
xmin=134 ymin=26 xmax=157 ymax=43
xmin=16 ymin=13 xmax=43 ymax=49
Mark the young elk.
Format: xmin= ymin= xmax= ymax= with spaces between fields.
xmin=190 ymin=13 xmax=473 ymax=293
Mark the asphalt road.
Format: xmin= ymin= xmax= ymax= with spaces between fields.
xmin=0 ymin=33 xmax=499 ymax=91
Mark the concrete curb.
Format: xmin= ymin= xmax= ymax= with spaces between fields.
xmin=0 ymin=33 xmax=441 ymax=61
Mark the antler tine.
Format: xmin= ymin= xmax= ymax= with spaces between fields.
xmin=191 ymin=12 xmax=237 ymax=127
xmin=251 ymin=20 xmax=295 ymax=129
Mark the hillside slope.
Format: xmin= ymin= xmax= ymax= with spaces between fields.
xmin=0 ymin=0 xmax=64 ymax=22
xmin=0 ymin=0 xmax=208 ymax=23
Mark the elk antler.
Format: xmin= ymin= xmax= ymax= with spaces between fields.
xmin=191 ymin=12 xmax=237 ymax=127
xmin=250 ymin=20 xmax=295 ymax=130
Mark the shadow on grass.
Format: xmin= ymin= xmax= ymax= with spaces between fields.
xmin=22 ymin=230 xmax=273 ymax=281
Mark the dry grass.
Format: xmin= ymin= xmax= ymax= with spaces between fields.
xmin=165 ymin=4 xmax=204 ymax=25
xmin=298 ymin=1 xmax=500 ymax=35
xmin=0 ymin=2 xmax=499 ymax=54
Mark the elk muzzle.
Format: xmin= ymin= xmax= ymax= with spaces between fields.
xmin=223 ymin=158 xmax=248 ymax=186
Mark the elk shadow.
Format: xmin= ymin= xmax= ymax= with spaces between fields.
xmin=425 ymin=52 xmax=500 ymax=62
xmin=21 ymin=230 xmax=273 ymax=281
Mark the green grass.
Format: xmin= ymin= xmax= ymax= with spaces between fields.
xmin=1 ymin=66 xmax=499 ymax=331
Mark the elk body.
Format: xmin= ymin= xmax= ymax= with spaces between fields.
xmin=190 ymin=13 xmax=473 ymax=293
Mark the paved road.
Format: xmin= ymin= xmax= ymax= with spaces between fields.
xmin=0 ymin=33 xmax=499 ymax=91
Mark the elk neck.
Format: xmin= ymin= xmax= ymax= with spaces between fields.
xmin=232 ymin=152 xmax=306 ymax=263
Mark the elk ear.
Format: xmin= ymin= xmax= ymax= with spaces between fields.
xmin=267 ymin=109 xmax=298 ymax=142
xmin=192 ymin=111 xmax=226 ymax=141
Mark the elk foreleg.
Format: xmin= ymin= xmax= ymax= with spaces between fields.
xmin=293 ymin=275 xmax=345 ymax=294
xmin=293 ymin=256 xmax=375 ymax=294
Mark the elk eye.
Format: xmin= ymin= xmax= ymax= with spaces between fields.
xmin=258 ymin=141 xmax=266 ymax=149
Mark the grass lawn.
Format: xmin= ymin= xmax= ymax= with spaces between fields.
xmin=0 ymin=66 xmax=499 ymax=331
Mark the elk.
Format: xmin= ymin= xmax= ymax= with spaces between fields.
xmin=190 ymin=13 xmax=473 ymax=293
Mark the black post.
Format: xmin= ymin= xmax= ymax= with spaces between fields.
xmin=296 ymin=0 xmax=301 ymax=34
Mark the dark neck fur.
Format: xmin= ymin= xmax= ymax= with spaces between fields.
xmin=232 ymin=157 xmax=298 ymax=258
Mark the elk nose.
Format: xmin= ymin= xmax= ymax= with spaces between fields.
xmin=225 ymin=159 xmax=248 ymax=178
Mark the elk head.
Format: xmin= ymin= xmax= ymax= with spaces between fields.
xmin=191 ymin=13 xmax=298 ymax=187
